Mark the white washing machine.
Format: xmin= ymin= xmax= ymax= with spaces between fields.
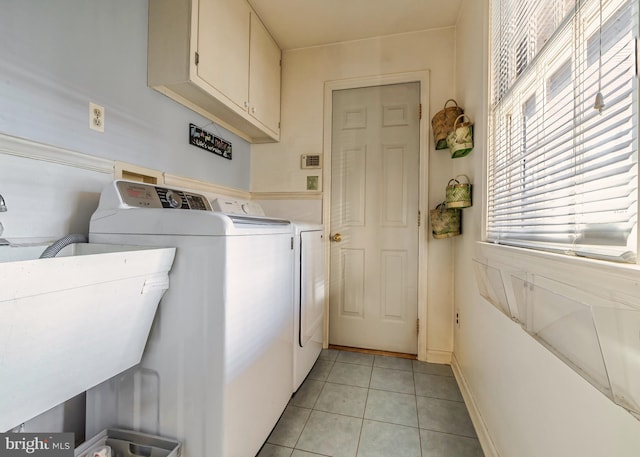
xmin=214 ymin=199 xmax=325 ymax=392
xmin=86 ymin=180 xmax=293 ymax=457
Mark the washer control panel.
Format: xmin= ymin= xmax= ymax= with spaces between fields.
xmin=115 ymin=181 xmax=211 ymax=210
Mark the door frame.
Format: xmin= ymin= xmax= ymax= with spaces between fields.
xmin=322 ymin=71 xmax=430 ymax=361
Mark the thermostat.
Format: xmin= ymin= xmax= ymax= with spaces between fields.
xmin=301 ymin=154 xmax=321 ymax=169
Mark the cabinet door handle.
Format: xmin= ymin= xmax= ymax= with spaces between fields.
xmin=244 ymin=101 xmax=248 ymax=109
xmin=251 ymin=107 xmax=256 ymax=114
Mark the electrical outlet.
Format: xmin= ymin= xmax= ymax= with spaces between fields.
xmin=455 ymin=311 xmax=460 ymax=328
xmin=89 ymin=102 xmax=105 ymax=132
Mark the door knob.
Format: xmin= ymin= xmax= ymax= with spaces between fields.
xmin=331 ymin=233 xmax=342 ymax=242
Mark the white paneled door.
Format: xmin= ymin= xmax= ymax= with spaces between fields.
xmin=329 ymin=83 xmax=420 ymax=354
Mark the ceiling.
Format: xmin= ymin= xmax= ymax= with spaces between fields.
xmin=247 ymin=0 xmax=463 ymax=50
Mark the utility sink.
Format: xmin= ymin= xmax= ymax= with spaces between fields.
xmin=0 ymin=243 xmax=176 ymax=432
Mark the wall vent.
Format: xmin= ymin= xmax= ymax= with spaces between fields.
xmin=301 ymin=154 xmax=321 ymax=169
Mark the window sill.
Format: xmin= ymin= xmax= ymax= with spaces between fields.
xmin=476 ymin=241 xmax=640 ymax=301
xmin=474 ymin=241 xmax=640 ymax=420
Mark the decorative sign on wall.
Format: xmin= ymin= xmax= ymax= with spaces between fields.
xmin=189 ymin=123 xmax=232 ymax=160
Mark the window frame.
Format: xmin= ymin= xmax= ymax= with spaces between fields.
xmin=486 ymin=0 xmax=639 ymax=263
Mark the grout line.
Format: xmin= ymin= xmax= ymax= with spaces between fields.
xmin=353 ymin=417 xmax=364 ymax=457
xmin=419 ymin=428 xmax=484 ymax=440
xmin=414 ymin=375 xmax=422 ymax=444
xmin=355 ymin=379 xmax=372 ymax=457
xmin=310 ymin=380 xmax=327 ymax=410
xmin=414 ymin=358 xmax=422 ymax=447
xmin=291 ymin=396 xmax=316 ymax=451
xmin=413 ymin=370 xmax=456 ymax=378
xmin=329 ymin=344 xmax=417 ymax=359
xmin=332 ymin=360 xmax=374 ymax=368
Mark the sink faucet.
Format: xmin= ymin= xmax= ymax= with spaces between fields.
xmin=0 ymin=194 xmax=7 ymax=245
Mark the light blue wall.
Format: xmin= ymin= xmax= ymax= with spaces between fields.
xmin=0 ymin=0 xmax=252 ymax=437
xmin=0 ymin=0 xmax=251 ymax=190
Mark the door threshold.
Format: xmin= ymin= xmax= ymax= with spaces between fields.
xmin=329 ymin=344 xmax=417 ymax=360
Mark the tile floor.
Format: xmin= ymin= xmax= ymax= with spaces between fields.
xmin=257 ymin=349 xmax=484 ymax=457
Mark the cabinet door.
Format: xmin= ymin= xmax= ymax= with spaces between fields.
xmin=197 ymin=0 xmax=250 ymax=111
xmin=248 ymin=12 xmax=281 ymax=135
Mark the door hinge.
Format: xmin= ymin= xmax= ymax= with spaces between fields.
xmin=418 ymin=210 xmax=421 ymax=227
xmin=416 ymin=318 xmax=420 ymax=334
xmin=195 ymin=52 xmax=199 ymax=66
xmin=419 ymin=103 xmax=422 ymax=120
xmin=291 ymin=236 xmax=294 ymax=250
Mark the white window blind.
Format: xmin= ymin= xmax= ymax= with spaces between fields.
xmin=488 ymin=0 xmax=639 ymax=262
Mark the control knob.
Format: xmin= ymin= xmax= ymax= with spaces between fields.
xmin=165 ymin=190 xmax=182 ymax=208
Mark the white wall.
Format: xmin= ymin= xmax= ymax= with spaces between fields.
xmin=252 ymin=28 xmax=456 ymax=194
xmin=252 ymin=29 xmax=458 ymax=358
xmin=453 ymin=1 xmax=640 ymax=456
xmin=254 ymin=198 xmax=323 ymax=224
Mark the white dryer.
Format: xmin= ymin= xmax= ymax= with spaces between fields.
xmin=211 ymin=199 xmax=325 ymax=392
xmin=86 ymin=180 xmax=293 ymax=457
xmin=292 ymin=221 xmax=325 ymax=392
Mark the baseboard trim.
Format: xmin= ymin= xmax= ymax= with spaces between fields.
xmin=451 ymin=353 xmax=500 ymax=457
xmin=425 ymin=349 xmax=452 ymax=364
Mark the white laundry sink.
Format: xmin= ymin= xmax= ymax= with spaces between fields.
xmin=0 ymin=243 xmax=176 ymax=432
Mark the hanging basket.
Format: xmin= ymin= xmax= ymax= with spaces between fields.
xmin=446 ymin=114 xmax=474 ymax=158
xmin=430 ymin=203 xmax=461 ymax=239
xmin=445 ymin=175 xmax=472 ymax=208
xmin=431 ymin=99 xmax=464 ymax=150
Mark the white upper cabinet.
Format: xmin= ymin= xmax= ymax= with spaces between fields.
xmin=248 ymin=12 xmax=282 ymax=136
xmin=197 ymin=0 xmax=251 ymax=114
xmin=148 ymin=0 xmax=281 ymax=143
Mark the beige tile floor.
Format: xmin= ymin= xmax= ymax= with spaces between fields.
xmin=257 ymin=349 xmax=484 ymax=457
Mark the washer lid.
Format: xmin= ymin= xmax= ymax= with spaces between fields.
xmin=227 ymin=215 xmax=290 ymax=227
